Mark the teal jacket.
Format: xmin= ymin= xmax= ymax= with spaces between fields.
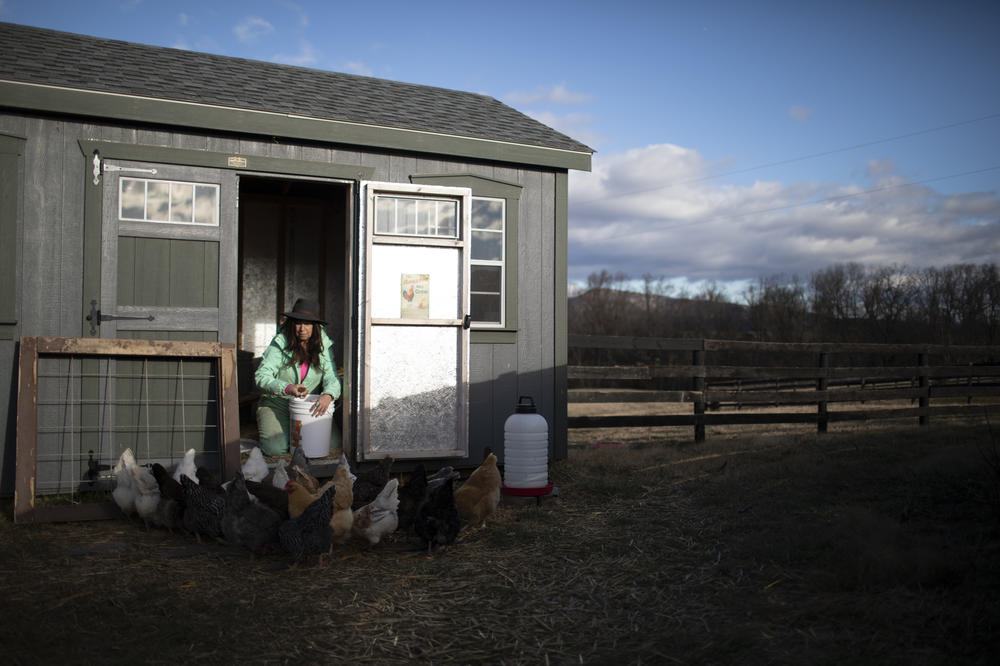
xmin=255 ymin=328 xmax=342 ymax=402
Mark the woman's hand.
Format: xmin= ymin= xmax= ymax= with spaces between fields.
xmin=285 ymin=384 xmax=309 ymax=398
xmin=311 ymin=393 xmax=334 ymax=416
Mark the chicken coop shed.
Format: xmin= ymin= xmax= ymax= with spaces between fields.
xmin=0 ymin=22 xmax=593 ymax=503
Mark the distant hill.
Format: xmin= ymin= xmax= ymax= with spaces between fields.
xmin=568 ymin=289 xmax=750 ymax=338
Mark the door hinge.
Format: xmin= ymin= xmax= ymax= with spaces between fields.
xmin=86 ymin=300 xmax=155 ymax=335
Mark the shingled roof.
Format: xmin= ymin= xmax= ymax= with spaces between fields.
xmin=0 ymin=21 xmax=593 ymax=157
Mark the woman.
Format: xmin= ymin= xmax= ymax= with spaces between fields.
xmin=255 ymin=298 xmax=342 ymax=456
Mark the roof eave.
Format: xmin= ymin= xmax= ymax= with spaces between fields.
xmin=0 ymin=80 xmax=593 ymax=172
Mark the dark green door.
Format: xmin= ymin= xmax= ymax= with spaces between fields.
xmin=99 ymin=159 xmax=237 ymax=342
xmin=87 ymin=159 xmax=238 ymax=469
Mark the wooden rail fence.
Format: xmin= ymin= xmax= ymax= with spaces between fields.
xmin=567 ymin=335 xmax=1000 ymax=442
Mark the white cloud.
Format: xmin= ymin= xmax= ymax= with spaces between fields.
xmin=568 ymin=144 xmax=1000 ymax=290
xmin=271 ymin=40 xmax=318 ymax=66
xmin=504 ymin=83 xmax=592 ymax=106
xmin=525 ymin=110 xmax=601 ymax=149
xmin=344 ymin=61 xmax=373 ymax=76
xmin=234 ymin=16 xmax=274 ymax=44
xmin=789 ymin=105 xmax=813 ymax=122
xmin=280 ymin=0 xmax=309 ymax=27
xmin=178 ymin=12 xmax=189 ymax=26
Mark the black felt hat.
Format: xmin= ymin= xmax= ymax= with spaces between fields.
xmin=282 ymin=298 xmax=326 ymax=324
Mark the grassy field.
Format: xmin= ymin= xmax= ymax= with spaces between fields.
xmin=2 ymin=412 xmax=999 ymax=664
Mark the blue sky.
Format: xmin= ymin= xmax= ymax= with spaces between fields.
xmin=3 ymin=0 xmax=999 ymax=299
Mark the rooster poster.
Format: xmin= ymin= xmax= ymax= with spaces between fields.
xmin=401 ymin=273 xmax=429 ymax=319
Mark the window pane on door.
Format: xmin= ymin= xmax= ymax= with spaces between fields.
xmin=119 ymin=177 xmax=219 ymax=226
xmin=374 ymin=195 xmax=458 ymax=239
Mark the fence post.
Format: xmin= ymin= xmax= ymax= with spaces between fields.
xmin=918 ymin=352 xmax=929 ymax=426
xmin=693 ymin=349 xmax=705 ymax=442
xmin=817 ymin=352 xmax=828 ymax=433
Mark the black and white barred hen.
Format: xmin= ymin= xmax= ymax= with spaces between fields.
xmin=180 ymin=474 xmax=225 ymax=542
xmin=278 ymin=484 xmax=335 ymax=563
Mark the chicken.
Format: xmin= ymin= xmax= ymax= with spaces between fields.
xmin=290 ymin=445 xmax=309 ymax=476
xmin=330 ymin=465 xmax=354 ymax=544
xmin=152 ymin=462 xmax=183 ymax=502
xmin=172 ymin=448 xmax=198 ymax=484
xmin=278 ymin=484 xmax=335 ymax=563
xmin=291 ymin=464 xmax=320 ymax=495
xmin=111 ymin=448 xmax=138 ymax=517
xmin=246 ymin=478 xmax=289 ymax=520
xmin=222 ymin=472 xmax=282 ymax=553
xmin=180 ymin=474 xmax=225 ymax=542
xmin=414 ymin=477 xmax=461 ymax=554
xmin=454 ymin=452 xmax=502 ymax=527
xmin=351 ymin=456 xmax=394 ymax=510
xmin=270 ymin=458 xmax=290 ymax=489
xmin=241 ymin=446 xmax=269 ymax=483
xmin=151 ymin=462 xmax=185 ymax=530
xmin=196 ymin=466 xmax=224 ymax=494
xmin=335 ymin=451 xmax=357 ymax=481
xmin=285 ymin=479 xmax=321 ymax=519
xmin=131 ymin=463 xmax=161 ymax=530
xmin=396 ymin=463 xmax=428 ymax=532
xmin=428 ymin=465 xmax=460 ymax=490
xmin=352 ymin=478 xmax=399 ymax=545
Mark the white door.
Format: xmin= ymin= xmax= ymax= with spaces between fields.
xmin=358 ymin=182 xmax=471 ymax=460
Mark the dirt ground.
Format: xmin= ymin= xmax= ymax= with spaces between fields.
xmin=2 ymin=412 xmax=999 ymax=665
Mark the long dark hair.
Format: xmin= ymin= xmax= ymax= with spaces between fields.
xmin=282 ymin=318 xmax=323 ymax=369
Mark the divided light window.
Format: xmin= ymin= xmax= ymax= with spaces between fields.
xmin=374 ymin=195 xmax=457 ymax=238
xmin=119 ymin=177 xmax=220 ymax=226
xmin=470 ymin=197 xmax=505 ymax=326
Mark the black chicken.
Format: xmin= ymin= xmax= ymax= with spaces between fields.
xmin=151 ymin=462 xmax=183 ymax=503
xmin=222 ymin=472 xmax=283 ymax=553
xmin=351 ymin=456 xmax=394 ymax=511
xmin=414 ymin=477 xmax=461 ymax=554
xmin=396 ymin=463 xmax=428 ymax=532
xmin=195 ymin=466 xmax=225 ymax=494
xmin=278 ymin=484 xmax=335 ymax=563
xmin=245 ymin=478 xmax=290 ymax=520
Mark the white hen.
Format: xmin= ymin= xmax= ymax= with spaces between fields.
xmin=270 ymin=458 xmax=290 ymax=489
xmin=352 ymin=478 xmax=399 ymax=545
xmin=112 ymin=448 xmax=138 ymax=516
xmin=241 ymin=446 xmax=269 ymax=483
xmin=172 ymin=448 xmax=198 ymax=484
xmin=131 ymin=463 xmax=161 ymax=529
xmin=336 ymin=450 xmax=357 ymax=481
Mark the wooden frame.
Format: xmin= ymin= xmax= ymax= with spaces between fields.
xmin=14 ymin=336 xmax=240 ymax=524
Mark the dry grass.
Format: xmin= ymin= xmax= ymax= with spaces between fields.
xmin=3 ymin=413 xmax=1000 ymax=664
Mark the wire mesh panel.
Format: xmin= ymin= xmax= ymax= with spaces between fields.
xmin=15 ymin=337 xmax=239 ymax=523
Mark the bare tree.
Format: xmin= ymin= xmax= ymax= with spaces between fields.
xmin=743 ymin=274 xmax=807 ymax=341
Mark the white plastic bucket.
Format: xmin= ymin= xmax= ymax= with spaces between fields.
xmin=289 ymin=395 xmax=332 ymax=459
xmin=503 ymin=395 xmax=549 ymax=489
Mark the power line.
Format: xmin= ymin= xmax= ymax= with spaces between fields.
xmin=572 ymin=112 xmax=1000 ymax=206
xmin=580 ymin=164 xmax=1000 ymax=240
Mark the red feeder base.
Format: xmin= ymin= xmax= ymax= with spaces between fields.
xmin=501 ymin=482 xmax=554 ymax=497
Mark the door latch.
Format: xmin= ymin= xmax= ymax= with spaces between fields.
xmin=86 ymin=299 xmax=155 ymax=335
xmin=463 ymin=314 xmax=472 ymax=329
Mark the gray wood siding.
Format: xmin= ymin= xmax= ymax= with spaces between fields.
xmin=0 ymin=111 xmax=566 ymax=492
